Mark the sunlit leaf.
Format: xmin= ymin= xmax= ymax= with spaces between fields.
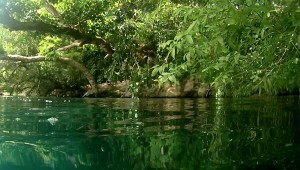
xmin=184 ymin=52 xmax=191 ymax=61
xmin=186 ymin=35 xmax=193 ymax=44
xmin=175 ymin=33 xmax=184 ymax=40
xmin=184 ymin=8 xmax=193 ymax=22
xmin=213 ymin=65 xmax=220 ymax=70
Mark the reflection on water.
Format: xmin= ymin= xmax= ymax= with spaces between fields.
xmin=0 ymin=96 xmax=299 ymax=169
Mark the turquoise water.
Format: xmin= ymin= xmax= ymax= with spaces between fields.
xmin=0 ymin=96 xmax=299 ymax=170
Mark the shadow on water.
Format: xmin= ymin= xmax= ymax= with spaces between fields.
xmin=0 ymin=96 xmax=299 ymax=169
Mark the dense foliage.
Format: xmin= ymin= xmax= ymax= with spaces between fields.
xmin=156 ymin=0 xmax=300 ymax=96
xmin=1 ymin=0 xmax=300 ymax=97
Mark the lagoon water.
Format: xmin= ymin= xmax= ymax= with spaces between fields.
xmin=0 ymin=96 xmax=299 ymax=170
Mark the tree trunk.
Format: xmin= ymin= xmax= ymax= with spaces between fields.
xmin=0 ymin=54 xmax=98 ymax=96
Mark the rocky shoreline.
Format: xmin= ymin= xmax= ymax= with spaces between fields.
xmin=50 ymin=78 xmax=212 ymax=98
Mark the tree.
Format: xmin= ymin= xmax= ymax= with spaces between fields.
xmin=3 ymin=0 xmax=297 ymax=97
xmin=0 ymin=0 xmax=182 ymax=96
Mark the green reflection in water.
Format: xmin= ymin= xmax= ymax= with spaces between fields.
xmin=0 ymin=96 xmax=299 ymax=170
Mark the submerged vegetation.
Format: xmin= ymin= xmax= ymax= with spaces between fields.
xmin=0 ymin=0 xmax=300 ymax=97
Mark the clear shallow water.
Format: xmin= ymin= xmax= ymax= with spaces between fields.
xmin=0 ymin=96 xmax=299 ymax=170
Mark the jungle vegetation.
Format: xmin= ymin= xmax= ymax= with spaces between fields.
xmin=0 ymin=0 xmax=300 ymax=97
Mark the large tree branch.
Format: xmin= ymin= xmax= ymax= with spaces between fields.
xmin=57 ymin=41 xmax=81 ymax=51
xmin=83 ymin=36 xmax=115 ymax=59
xmin=0 ymin=11 xmax=83 ymax=39
xmin=0 ymin=54 xmax=98 ymax=96
xmin=0 ymin=9 xmax=114 ymax=57
xmin=44 ymin=1 xmax=61 ymax=19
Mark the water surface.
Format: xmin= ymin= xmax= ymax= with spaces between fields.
xmin=0 ymin=96 xmax=299 ymax=169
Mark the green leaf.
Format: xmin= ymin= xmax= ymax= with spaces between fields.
xmin=171 ymin=47 xmax=176 ymax=59
xmin=260 ymin=27 xmax=267 ymax=39
xmin=250 ymin=75 xmax=260 ymax=82
xmin=180 ymin=64 xmax=187 ymax=71
xmin=184 ymin=52 xmax=191 ymax=61
xmin=174 ymin=32 xmax=184 ymax=40
xmin=219 ymin=56 xmax=229 ymax=62
xmin=217 ymin=37 xmax=224 ymax=46
xmin=213 ymin=65 xmax=220 ymax=70
xmin=174 ymin=8 xmax=183 ymax=17
xmin=184 ymin=9 xmax=193 ymax=22
xmin=151 ymin=67 xmax=160 ymax=77
xmin=202 ymin=15 xmax=207 ymax=25
xmin=186 ymin=35 xmax=194 ymax=44
xmin=160 ymin=40 xmax=173 ymax=48
xmin=234 ymin=55 xmax=239 ymax=64
xmin=186 ymin=20 xmax=197 ymax=33
xmin=202 ymin=66 xmax=211 ymax=72
xmin=168 ymin=75 xmax=177 ymax=83
xmin=226 ymin=18 xmax=235 ymax=25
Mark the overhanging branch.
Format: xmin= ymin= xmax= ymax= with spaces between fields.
xmin=57 ymin=41 xmax=81 ymax=51
xmin=0 ymin=54 xmax=98 ymax=95
xmin=0 ymin=11 xmax=83 ymax=39
xmin=0 ymin=8 xmax=114 ymax=57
